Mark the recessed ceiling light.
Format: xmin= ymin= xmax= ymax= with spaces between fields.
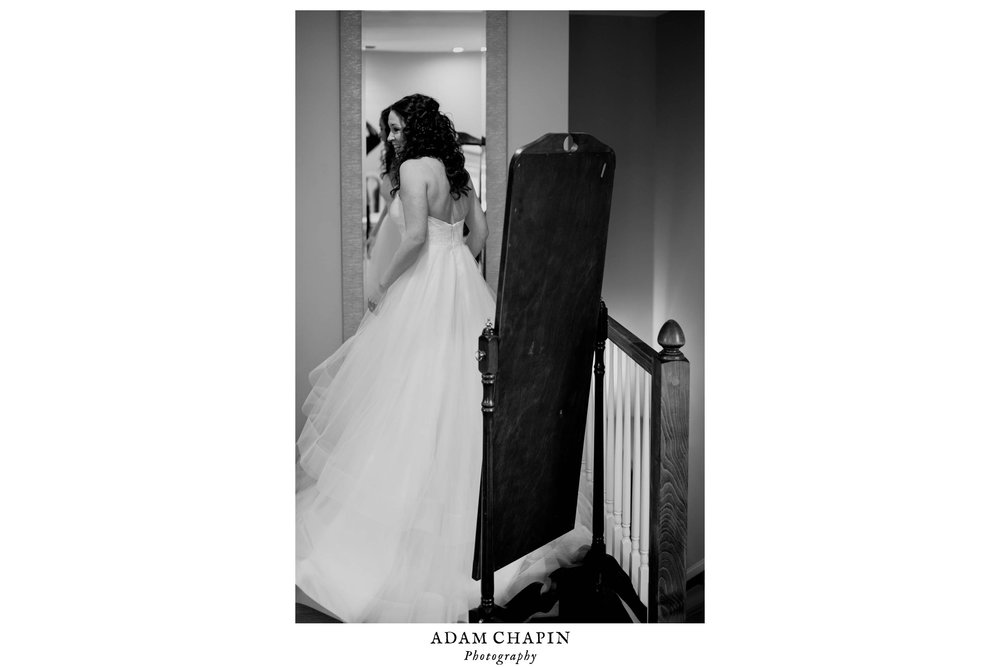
xmin=452 ymin=47 xmax=465 ymax=53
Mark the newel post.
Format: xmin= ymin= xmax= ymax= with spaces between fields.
xmin=648 ymin=319 xmax=689 ymax=622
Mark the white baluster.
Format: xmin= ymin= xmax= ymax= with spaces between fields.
xmin=613 ymin=345 xmax=624 ymax=565
xmin=639 ymin=372 xmax=651 ymax=607
xmin=604 ymin=343 xmax=615 ymax=549
xmin=620 ymin=357 xmax=633 ymax=574
xmin=630 ymin=363 xmax=643 ymax=591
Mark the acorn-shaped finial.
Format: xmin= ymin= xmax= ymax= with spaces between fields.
xmin=658 ymin=319 xmax=686 ymax=361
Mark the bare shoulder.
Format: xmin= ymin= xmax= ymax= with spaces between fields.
xmin=399 ymin=157 xmax=438 ymax=177
xmin=398 ymin=158 xmax=435 ymax=190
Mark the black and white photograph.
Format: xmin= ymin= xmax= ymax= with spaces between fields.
xmin=4 ymin=2 xmax=1000 ymax=666
xmin=294 ymin=10 xmax=705 ymax=625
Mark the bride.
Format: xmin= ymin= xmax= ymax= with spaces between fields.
xmin=295 ymin=94 xmax=496 ymax=622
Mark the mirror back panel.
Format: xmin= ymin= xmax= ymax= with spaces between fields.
xmin=474 ymin=133 xmax=616 ymax=575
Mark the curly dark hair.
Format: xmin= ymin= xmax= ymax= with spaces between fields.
xmin=377 ymin=106 xmax=397 ymax=183
xmin=379 ymin=94 xmax=471 ymax=201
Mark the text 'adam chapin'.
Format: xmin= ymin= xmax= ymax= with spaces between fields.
xmin=430 ymin=631 xmax=570 ymax=645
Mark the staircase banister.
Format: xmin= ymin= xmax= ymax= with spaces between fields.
xmin=607 ymin=314 xmax=657 ymax=374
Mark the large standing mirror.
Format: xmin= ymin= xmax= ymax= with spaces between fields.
xmin=341 ymin=11 xmax=507 ymax=337
xmin=361 ymin=11 xmax=487 ymax=303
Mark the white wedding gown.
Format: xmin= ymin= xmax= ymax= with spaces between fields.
xmin=296 ymin=194 xmax=592 ymax=622
xmin=296 ymin=193 xmax=497 ymax=622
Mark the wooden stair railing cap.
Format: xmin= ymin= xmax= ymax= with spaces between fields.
xmin=657 ymin=320 xmax=687 ymax=362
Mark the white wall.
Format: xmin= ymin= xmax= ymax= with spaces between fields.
xmin=568 ymin=16 xmax=657 ymax=341
xmin=365 ymin=51 xmax=484 ymax=139
xmin=296 ymin=12 xmax=343 ymax=438
xmin=508 ymin=12 xmax=569 ymax=156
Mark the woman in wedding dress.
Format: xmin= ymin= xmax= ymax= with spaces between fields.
xmin=297 ymin=93 xmax=593 ymax=623
xmin=296 ymin=94 xmax=496 ymax=622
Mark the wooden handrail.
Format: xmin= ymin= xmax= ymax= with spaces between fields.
xmin=607 ymin=315 xmax=656 ymax=374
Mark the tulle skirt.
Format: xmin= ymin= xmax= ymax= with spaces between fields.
xmin=296 ymin=234 xmax=592 ymax=622
xmin=296 ymin=234 xmax=499 ymax=621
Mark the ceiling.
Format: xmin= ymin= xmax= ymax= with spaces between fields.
xmin=362 ymin=11 xmax=486 ymax=53
xmin=361 ymin=10 xmax=668 ymax=53
xmin=570 ymin=11 xmax=666 ymax=16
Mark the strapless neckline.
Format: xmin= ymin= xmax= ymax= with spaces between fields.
xmin=388 ymin=196 xmax=466 ymax=227
xmin=428 ymin=215 xmax=465 ymax=227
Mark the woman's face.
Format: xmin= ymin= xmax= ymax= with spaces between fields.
xmin=387 ymin=111 xmax=405 ymax=154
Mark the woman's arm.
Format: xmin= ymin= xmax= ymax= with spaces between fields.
xmin=366 ymin=205 xmax=390 ymax=257
xmin=367 ymin=175 xmax=394 ymax=251
xmin=376 ymin=160 xmax=429 ymax=294
xmin=464 ymin=189 xmax=488 ymax=259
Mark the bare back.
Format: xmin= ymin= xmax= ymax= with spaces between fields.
xmin=418 ymin=157 xmax=472 ymax=223
xmin=398 ymin=156 xmax=487 ymax=258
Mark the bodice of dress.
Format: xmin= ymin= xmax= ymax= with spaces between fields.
xmin=388 ymin=197 xmax=466 ymax=249
xmin=426 ymin=216 xmax=466 ymax=247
